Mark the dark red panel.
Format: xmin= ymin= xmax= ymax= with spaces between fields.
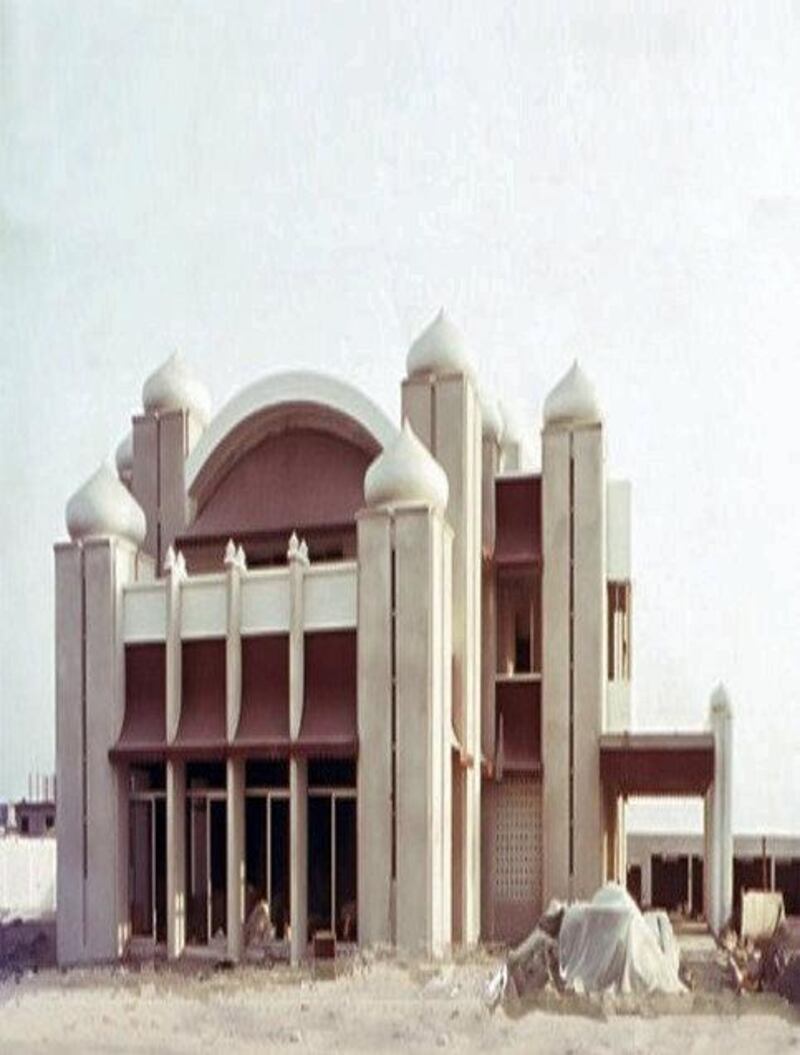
xmin=495 ymin=476 xmax=541 ymax=565
xmin=496 ymin=680 xmax=541 ymax=772
xmin=296 ymin=631 xmax=357 ymax=757
xmin=111 ymin=643 xmax=166 ymax=760
xmin=188 ymin=428 xmax=372 ymax=540
xmin=233 ymin=634 xmax=290 ymax=756
xmin=600 ymin=737 xmax=715 ymax=796
xmin=172 ymin=638 xmax=226 ymax=756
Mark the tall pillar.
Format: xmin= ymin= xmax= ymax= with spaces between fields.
xmin=288 ymin=533 xmax=309 ymax=965
xmin=224 ymin=541 xmax=246 ymax=960
xmin=403 ymin=311 xmax=482 ymax=946
xmin=57 ymin=465 xmax=146 ymax=965
xmin=355 ymin=508 xmax=394 ymax=946
xmin=166 ymin=759 xmax=186 ymax=958
xmin=165 ymin=544 xmax=186 ymax=959
xmin=707 ymin=684 xmax=734 ymax=933
xmin=541 ymin=363 xmax=606 ymax=904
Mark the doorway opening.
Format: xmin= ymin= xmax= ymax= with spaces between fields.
xmin=185 ymin=762 xmax=227 ymax=946
xmin=128 ymin=764 xmax=166 ymax=942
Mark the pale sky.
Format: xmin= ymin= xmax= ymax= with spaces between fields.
xmin=2 ymin=1 xmax=799 ymax=834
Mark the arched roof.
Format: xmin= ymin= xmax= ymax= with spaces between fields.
xmin=185 ymin=370 xmax=398 ymax=501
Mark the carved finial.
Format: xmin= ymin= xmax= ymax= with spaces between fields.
xmin=224 ymin=538 xmax=237 ymax=566
xmin=236 ymin=544 xmax=247 ymax=570
xmin=287 ymin=531 xmax=300 ymax=560
xmin=163 ymin=545 xmax=176 ymax=573
xmin=299 ymin=538 xmax=309 ymax=563
xmin=175 ymin=550 xmax=187 ymax=578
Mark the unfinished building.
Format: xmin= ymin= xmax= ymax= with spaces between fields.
xmin=54 ymin=311 xmax=734 ymax=965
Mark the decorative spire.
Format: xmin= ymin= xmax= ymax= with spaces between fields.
xmin=543 ymin=361 xmax=601 ymax=428
xmin=406 ymin=308 xmax=474 ymax=380
xmin=364 ymin=419 xmax=449 ymax=511
xmin=224 ymin=538 xmax=237 ymax=566
xmin=163 ymin=545 xmax=176 ymax=573
xmin=65 ymin=462 xmax=146 ymax=547
xmin=142 ymin=351 xmax=212 ymax=424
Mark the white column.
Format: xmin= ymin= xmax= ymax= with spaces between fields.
xmin=225 ymin=540 xmax=246 ymax=960
xmin=288 ymin=533 xmax=309 ymax=965
xmin=166 ymin=758 xmax=186 ymax=958
xmin=355 ymin=510 xmax=393 ymax=947
xmin=165 ymin=546 xmax=186 ymax=959
xmin=707 ymin=684 xmax=734 ymax=933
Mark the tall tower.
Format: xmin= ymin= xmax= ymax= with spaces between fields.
xmin=541 ymin=362 xmax=606 ymax=903
xmin=356 ymin=422 xmax=453 ymax=956
xmin=55 ymin=464 xmax=148 ymax=964
xmin=131 ymin=352 xmax=210 ymax=568
xmin=401 ymin=310 xmax=483 ymax=945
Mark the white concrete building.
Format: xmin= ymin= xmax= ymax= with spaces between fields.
xmin=54 ymin=313 xmax=734 ymax=966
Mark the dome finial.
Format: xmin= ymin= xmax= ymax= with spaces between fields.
xmin=406 ymin=309 xmax=474 ymax=380
xmin=543 ymin=360 xmax=601 ymax=427
xmin=142 ymin=350 xmax=212 ymax=424
xmin=66 ymin=462 xmax=146 ymax=546
xmin=364 ymin=419 xmax=449 ymax=511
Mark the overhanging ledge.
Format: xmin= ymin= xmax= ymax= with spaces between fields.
xmin=599 ymin=731 xmax=715 ymax=796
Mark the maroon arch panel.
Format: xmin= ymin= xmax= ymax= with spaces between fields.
xmin=187 ymin=428 xmax=372 ymax=540
xmin=172 ymin=638 xmax=227 ymax=756
xmin=296 ymin=630 xmax=357 ymax=757
xmin=494 ymin=475 xmax=541 ymax=565
xmin=111 ymin=643 xmax=167 ymax=760
xmin=234 ymin=634 xmax=290 ymax=756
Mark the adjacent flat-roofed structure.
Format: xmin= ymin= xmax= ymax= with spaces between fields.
xmin=54 ymin=313 xmax=734 ymax=965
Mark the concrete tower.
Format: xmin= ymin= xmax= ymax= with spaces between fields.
xmin=56 ymin=463 xmax=149 ymax=964
xmin=132 ymin=352 xmax=210 ymax=567
xmin=401 ymin=310 xmax=483 ymax=945
xmin=541 ymin=362 xmax=606 ymax=904
xmin=357 ymin=422 xmax=454 ymax=956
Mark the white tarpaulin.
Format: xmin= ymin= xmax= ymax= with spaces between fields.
xmin=558 ymin=884 xmax=685 ymax=995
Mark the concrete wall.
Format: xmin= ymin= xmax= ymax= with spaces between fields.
xmin=0 ymin=837 xmax=56 ymax=919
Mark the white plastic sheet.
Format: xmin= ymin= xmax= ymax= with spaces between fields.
xmin=558 ymin=884 xmax=685 ymax=995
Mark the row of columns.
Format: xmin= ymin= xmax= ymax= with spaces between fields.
xmin=164 ymin=534 xmax=311 ymax=963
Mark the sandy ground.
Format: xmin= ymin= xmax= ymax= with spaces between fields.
xmin=2 ymin=953 xmax=800 ymax=1054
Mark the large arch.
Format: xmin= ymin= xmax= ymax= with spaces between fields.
xmin=185 ymin=370 xmax=398 ymax=506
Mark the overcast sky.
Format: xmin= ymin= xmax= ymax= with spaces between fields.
xmin=2 ymin=2 xmax=799 ymax=833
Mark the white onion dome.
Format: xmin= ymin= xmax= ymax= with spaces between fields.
xmin=543 ymin=361 xmax=601 ymax=427
xmin=115 ymin=430 xmax=133 ymax=483
xmin=142 ymin=351 xmax=211 ymax=424
xmin=364 ymin=419 xmax=449 ymax=511
xmin=481 ymin=393 xmax=505 ymax=440
xmin=66 ymin=462 xmax=147 ymax=546
xmin=406 ymin=309 xmax=474 ymax=380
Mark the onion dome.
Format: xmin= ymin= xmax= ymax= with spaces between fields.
xmin=115 ymin=430 xmax=133 ymax=484
xmin=66 ymin=462 xmax=147 ymax=546
xmin=142 ymin=351 xmax=211 ymax=424
xmin=543 ymin=361 xmax=601 ymax=428
xmin=406 ymin=309 xmax=474 ymax=380
xmin=364 ymin=419 xmax=449 ymax=511
xmin=480 ymin=393 xmax=504 ymax=441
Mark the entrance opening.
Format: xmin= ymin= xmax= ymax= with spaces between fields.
xmin=626 ymin=797 xmax=705 ymax=919
xmin=186 ymin=762 xmax=227 ymax=946
xmin=245 ymin=788 xmax=290 ymax=940
xmin=128 ymin=765 xmax=166 ymax=942
xmin=307 ymin=760 xmax=357 ymax=942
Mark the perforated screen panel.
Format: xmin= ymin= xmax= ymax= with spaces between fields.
xmin=493 ymin=776 xmax=542 ymax=905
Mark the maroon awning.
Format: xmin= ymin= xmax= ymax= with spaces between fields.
xmin=171 ymin=638 xmax=227 ymax=758
xmin=232 ymin=634 xmax=290 ymax=757
xmin=495 ymin=680 xmax=541 ymax=774
xmin=295 ymin=630 xmax=358 ymax=757
xmin=110 ymin=643 xmax=167 ymax=761
xmin=600 ymin=733 xmax=715 ymax=796
xmin=494 ymin=476 xmax=541 ymax=565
